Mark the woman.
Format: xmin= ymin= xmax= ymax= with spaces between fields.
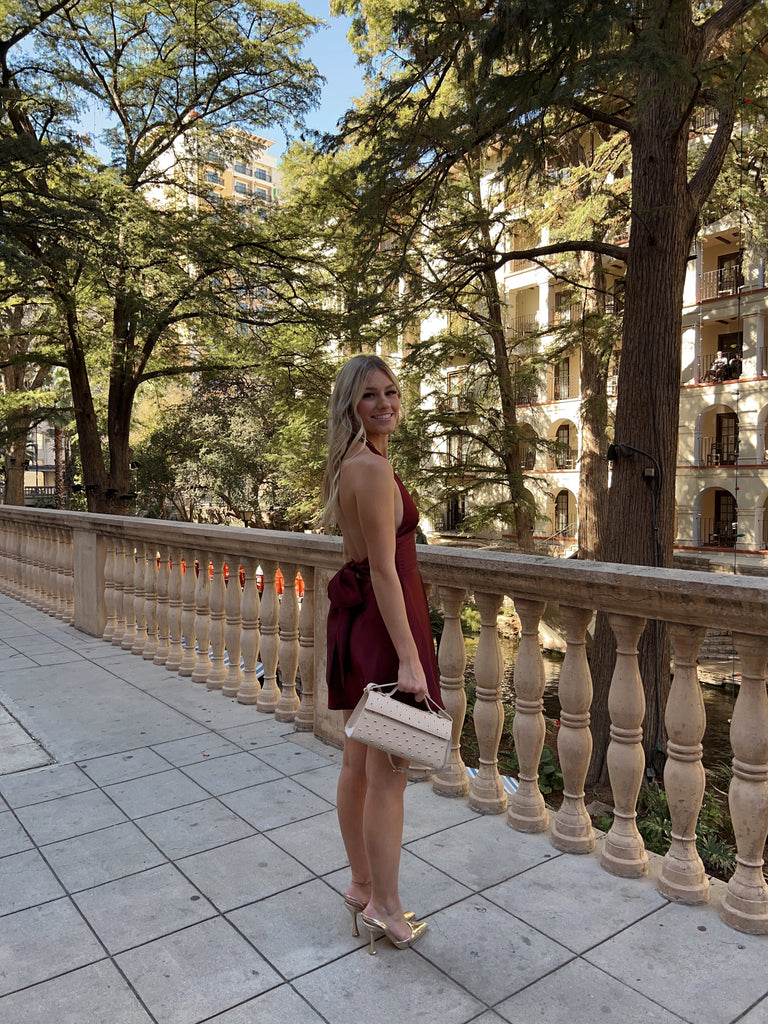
xmin=323 ymin=354 xmax=443 ymax=955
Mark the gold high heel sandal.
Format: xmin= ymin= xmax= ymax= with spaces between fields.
xmin=361 ymin=913 xmax=428 ymax=955
xmin=344 ymin=895 xmax=414 ymax=937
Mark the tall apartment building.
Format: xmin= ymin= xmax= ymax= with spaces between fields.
xmin=424 ymin=213 xmax=768 ymax=574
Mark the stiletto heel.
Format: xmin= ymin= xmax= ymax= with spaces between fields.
xmin=344 ymin=895 xmax=364 ymax=937
xmin=361 ymin=914 xmax=427 ymax=955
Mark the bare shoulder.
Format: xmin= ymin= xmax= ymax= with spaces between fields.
xmin=341 ymin=447 xmax=394 ymax=492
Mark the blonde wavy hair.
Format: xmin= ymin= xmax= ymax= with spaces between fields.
xmin=321 ymin=354 xmax=403 ymax=532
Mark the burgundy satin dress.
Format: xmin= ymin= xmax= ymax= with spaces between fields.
xmin=326 ymin=449 xmax=443 ymax=711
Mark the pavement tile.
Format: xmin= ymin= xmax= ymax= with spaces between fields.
xmin=740 ymin=995 xmax=768 ymax=1023
xmin=585 ymin=899 xmax=768 ymax=1024
xmin=417 ymin=895 xmax=573 ymax=1005
xmin=405 ymin=814 xmax=559 ymax=891
xmin=0 ymin=898 xmax=106 ymax=996
xmin=220 ymin=719 xmax=298 ymax=750
xmin=0 ymin=810 xmax=32 ymax=857
xmin=135 ymin=798 xmax=255 ymax=859
xmin=220 ymin=778 xmax=334 ymax=832
xmin=251 ymin=740 xmax=336 ymax=775
xmin=179 ymin=750 xmax=282 ymax=795
xmin=266 ymin=808 xmax=350 ymax=875
xmin=0 ymin=762 xmax=93 ymax=808
xmin=115 ymin=916 xmax=282 ymax=1024
xmin=484 ymin=848 xmax=668 ymax=953
xmin=13 ymin=788 xmax=127 ymax=845
xmin=40 ymin=820 xmax=167 ymax=892
xmin=104 ymin=768 xmax=211 ymax=818
xmin=176 ymin=834 xmax=312 ymax=912
xmin=72 ymin=863 xmax=217 ymax=953
xmin=402 ymin=777 xmax=483 ymax=841
xmin=293 ymin=946 xmax=484 ymax=1024
xmin=206 ymin=984 xmax=328 ymax=1023
xmin=290 ymin=763 xmax=341 ymax=803
xmin=77 ymin=747 xmax=173 ymax=786
xmin=0 ymin=848 xmax=65 ymax=914
xmin=150 ymin=732 xmax=242 ymax=766
xmin=494 ymin=958 xmax=687 ymax=1024
xmin=0 ymin=960 xmax=155 ymax=1024
xmin=228 ymin=878 xmax=367 ymax=978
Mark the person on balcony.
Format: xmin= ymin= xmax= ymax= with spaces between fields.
xmin=322 ymin=354 xmax=443 ymax=954
xmin=706 ymin=351 xmax=729 ymax=382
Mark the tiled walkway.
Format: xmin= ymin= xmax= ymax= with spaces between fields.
xmin=0 ymin=596 xmax=766 ymax=1024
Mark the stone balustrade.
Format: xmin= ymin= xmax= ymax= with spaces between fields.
xmin=0 ymin=506 xmax=767 ymax=935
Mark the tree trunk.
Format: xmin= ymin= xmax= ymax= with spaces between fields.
xmin=4 ymin=433 xmax=28 ymax=506
xmin=577 ymin=252 xmax=609 ymax=562
xmin=587 ymin=61 xmax=698 ymax=786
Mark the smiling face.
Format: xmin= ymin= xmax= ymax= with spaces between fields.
xmin=356 ymin=368 xmax=401 ymax=442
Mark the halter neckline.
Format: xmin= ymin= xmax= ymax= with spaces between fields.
xmin=365 ymin=438 xmax=386 ymax=457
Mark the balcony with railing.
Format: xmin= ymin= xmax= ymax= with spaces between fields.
xmin=1 ymin=505 xmax=768 ymax=940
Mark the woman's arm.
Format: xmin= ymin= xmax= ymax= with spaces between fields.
xmin=353 ymin=456 xmax=428 ymax=701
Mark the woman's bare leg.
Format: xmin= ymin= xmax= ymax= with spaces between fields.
xmin=362 ymin=746 xmax=411 ymax=940
xmin=337 ymin=715 xmax=371 ymax=905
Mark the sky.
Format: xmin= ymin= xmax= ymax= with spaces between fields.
xmin=270 ymin=1 xmax=367 ymax=159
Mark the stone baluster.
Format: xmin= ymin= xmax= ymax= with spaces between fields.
xmin=46 ymin=528 xmax=59 ymax=615
xmin=551 ymin=604 xmax=595 ymax=853
xmin=508 ymin=598 xmax=549 ymax=833
xmin=601 ymin=614 xmax=649 ymax=878
xmin=222 ymin=558 xmax=244 ymax=698
xmin=142 ymin=547 xmax=159 ymax=661
xmin=153 ymin=546 xmax=171 ymax=665
xmin=60 ymin=528 xmax=74 ymax=624
xmin=40 ymin=528 xmax=55 ymax=614
xmin=53 ymin=527 xmax=68 ymax=620
xmin=163 ymin=548 xmax=184 ymax=671
xmin=130 ymin=544 xmax=148 ymax=654
xmin=206 ymin=553 xmax=228 ymax=689
xmin=0 ymin=524 xmax=9 ymax=593
xmin=26 ymin=526 xmax=41 ymax=607
xmin=120 ymin=545 xmax=138 ymax=651
xmin=658 ymin=623 xmax=709 ymax=902
xmin=237 ymin=556 xmax=262 ymax=704
xmin=294 ymin=566 xmax=316 ymax=732
xmin=275 ymin=562 xmax=300 ymax=722
xmin=721 ymin=632 xmax=768 ymax=933
xmin=110 ymin=542 xmax=127 ymax=646
xmin=21 ymin=527 xmax=35 ymax=605
xmin=191 ymin=551 xmax=212 ymax=684
xmin=178 ymin=551 xmax=199 ymax=676
xmin=433 ymin=586 xmax=469 ymax=797
xmin=468 ymin=589 xmax=507 ymax=814
xmin=102 ymin=540 xmax=117 ymax=641
xmin=257 ymin=560 xmax=281 ymax=713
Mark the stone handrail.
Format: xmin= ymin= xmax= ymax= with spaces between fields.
xmin=0 ymin=505 xmax=766 ymax=936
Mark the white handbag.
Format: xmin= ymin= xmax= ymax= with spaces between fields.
xmin=345 ymin=683 xmax=452 ymax=772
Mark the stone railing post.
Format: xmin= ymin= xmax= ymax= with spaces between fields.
xmin=238 ymin=556 xmax=262 ymax=705
xmin=294 ymin=566 xmax=316 ymax=732
xmin=178 ymin=551 xmax=198 ymax=676
xmin=433 ymin=586 xmax=469 ymax=797
xmin=191 ymin=551 xmax=212 ymax=684
xmin=111 ymin=542 xmax=127 ymax=646
xmin=120 ymin=544 xmax=138 ymax=651
xmin=468 ymin=589 xmax=506 ymax=814
xmin=206 ymin=553 xmax=228 ymax=690
xmin=142 ymin=546 xmax=159 ymax=661
xmin=131 ymin=545 xmax=148 ymax=655
xmin=721 ymin=632 xmax=768 ymax=933
xmin=222 ymin=557 xmax=244 ymax=698
xmin=601 ymin=614 xmax=649 ymax=878
xmin=102 ymin=540 xmax=117 ymax=642
xmin=153 ymin=546 xmax=171 ymax=665
xmin=551 ymin=604 xmax=595 ymax=853
xmin=257 ymin=560 xmax=281 ymax=714
xmin=658 ymin=623 xmax=708 ymax=903
xmin=508 ymin=598 xmax=549 ymax=834
xmin=163 ymin=547 xmax=183 ymax=671
xmin=275 ymin=562 xmax=301 ymax=722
